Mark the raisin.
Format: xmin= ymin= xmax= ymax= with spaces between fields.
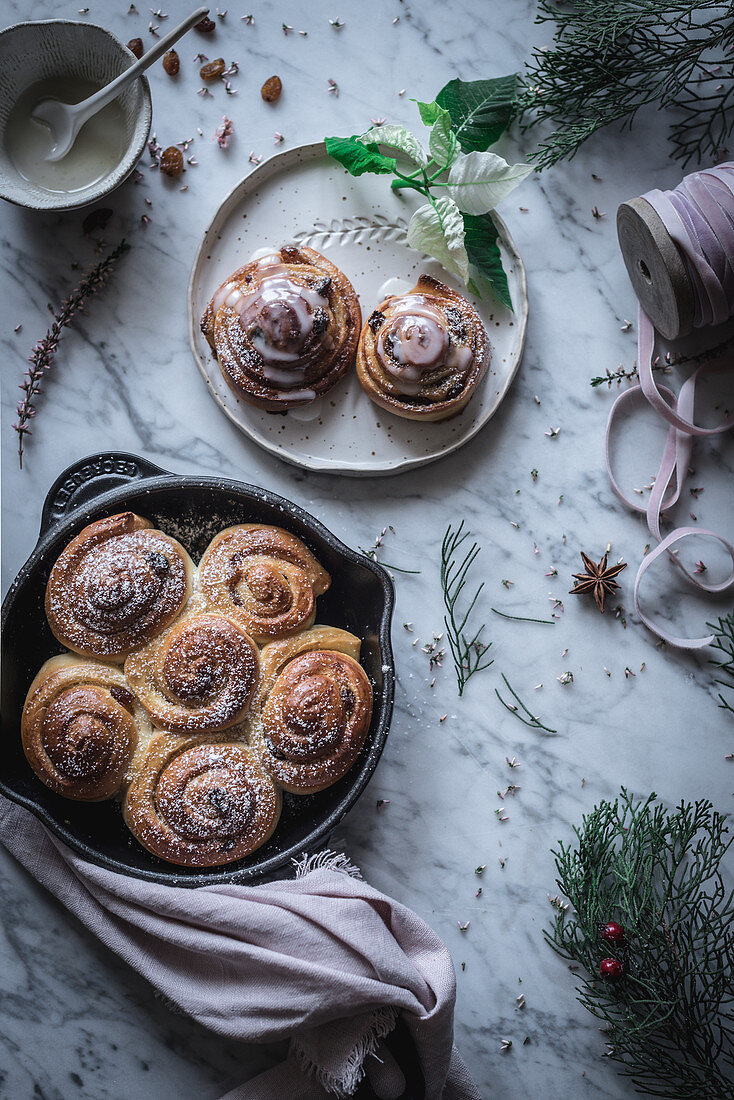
xmin=162 ymin=49 xmax=179 ymax=76
xmin=315 ymin=276 xmax=332 ymax=297
xmin=82 ymin=208 xmax=113 ymax=236
xmin=127 ymin=37 xmax=143 ymax=58
xmin=444 ymin=306 xmax=466 ymax=339
xmin=208 ymin=787 xmax=230 ymax=814
xmin=312 ymin=308 xmax=329 ymax=334
xmin=146 ymin=550 xmax=170 ymax=575
xmin=368 ymin=310 xmax=385 ymax=333
xmin=249 ymin=326 xmax=264 ymax=341
xmin=200 ymin=57 xmax=226 ymax=81
xmin=109 ymin=686 xmax=136 ymax=712
xmin=261 ymin=75 xmax=282 ymax=103
xmin=159 ymin=146 xmax=184 ymax=177
xmin=195 ymin=15 xmax=216 ymax=32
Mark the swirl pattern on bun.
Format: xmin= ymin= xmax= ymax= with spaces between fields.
xmin=201 ymin=246 xmax=362 ymax=410
xmin=123 ymin=736 xmax=281 ymax=866
xmin=254 ymin=627 xmax=372 ymax=794
xmin=45 ymin=512 xmax=194 ymax=661
xmin=21 ymin=655 xmax=148 ymax=801
xmin=124 ymin=611 xmax=261 ymax=734
xmin=197 ymin=524 xmax=330 ymax=644
xmin=356 ymin=274 xmax=490 ymax=421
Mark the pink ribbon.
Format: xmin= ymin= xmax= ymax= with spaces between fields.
xmin=606 ymin=165 xmax=734 ymax=649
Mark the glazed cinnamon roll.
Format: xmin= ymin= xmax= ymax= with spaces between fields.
xmin=356 ymin=275 xmax=490 ymax=421
xmin=254 ymin=629 xmax=372 ymax=794
xmin=21 ymin=654 xmax=149 ymax=801
xmin=123 ymin=735 xmax=281 ymax=866
xmin=197 ymin=524 xmax=330 ymax=644
xmin=124 ymin=611 xmax=260 ymax=734
xmin=201 ymin=245 xmax=361 ymax=410
xmin=45 ymin=513 xmax=194 ymax=661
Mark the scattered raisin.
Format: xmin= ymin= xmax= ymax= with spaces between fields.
xmin=368 ymin=310 xmax=385 ymax=332
xmin=82 ymin=207 xmax=113 ymax=236
xmin=312 ymin=308 xmax=329 ymax=334
xmin=159 ymin=145 xmax=184 ymax=177
xmin=127 ymin=37 xmax=143 ymax=58
xmin=315 ymin=276 xmax=332 ymax=297
xmin=195 ymin=15 xmax=216 ymax=32
xmin=200 ymin=57 xmax=225 ymax=81
xmin=261 ymin=75 xmax=282 ymax=103
xmin=162 ymin=49 xmax=179 ymax=76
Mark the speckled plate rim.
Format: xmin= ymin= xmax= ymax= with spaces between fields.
xmin=187 ymin=140 xmax=528 ymax=477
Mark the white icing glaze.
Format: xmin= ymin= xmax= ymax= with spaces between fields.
xmin=376 ymin=295 xmax=473 ymax=394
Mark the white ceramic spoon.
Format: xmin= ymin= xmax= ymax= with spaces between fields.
xmin=32 ymin=6 xmax=209 ymax=162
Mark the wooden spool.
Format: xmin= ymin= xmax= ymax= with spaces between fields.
xmin=616 ymin=197 xmax=695 ymax=341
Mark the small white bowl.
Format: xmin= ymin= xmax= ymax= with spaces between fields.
xmin=0 ymin=19 xmax=151 ymax=211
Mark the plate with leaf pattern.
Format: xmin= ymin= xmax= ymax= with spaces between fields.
xmin=188 ymin=141 xmax=527 ymax=476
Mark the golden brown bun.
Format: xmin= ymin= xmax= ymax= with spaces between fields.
xmin=123 ymin=735 xmax=281 ymax=866
xmin=253 ymin=627 xmax=372 ymax=794
xmin=21 ymin=654 xmax=150 ymax=801
xmin=201 ymin=245 xmax=362 ymax=411
xmin=356 ymin=274 xmax=489 ymax=422
xmin=124 ymin=611 xmax=260 ymax=734
xmin=197 ymin=524 xmax=330 ymax=644
xmin=45 ymin=512 xmax=194 ymax=661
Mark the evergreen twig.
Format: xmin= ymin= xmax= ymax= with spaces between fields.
xmin=440 ymin=522 xmax=494 ymax=695
xmin=708 ymin=611 xmax=734 ymax=715
xmin=520 ymin=0 xmax=734 ymax=169
xmin=546 ymin=790 xmax=734 ymax=1098
xmin=495 ymin=673 xmax=557 ymax=732
xmin=13 ymin=239 xmax=130 ymax=469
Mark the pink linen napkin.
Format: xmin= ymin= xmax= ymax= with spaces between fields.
xmin=0 ymin=796 xmax=481 ymax=1100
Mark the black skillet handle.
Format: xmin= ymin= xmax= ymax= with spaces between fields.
xmin=39 ymin=452 xmax=168 ymax=538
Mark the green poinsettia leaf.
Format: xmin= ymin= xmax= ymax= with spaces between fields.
xmin=428 ymin=106 xmax=460 ymax=168
xmin=436 ymin=75 xmax=519 ymax=152
xmin=463 ymin=212 xmax=513 ymax=311
xmin=414 ymin=99 xmax=442 ymax=126
xmin=325 ymin=135 xmax=397 ymax=176
xmin=407 ymin=197 xmax=469 ymax=283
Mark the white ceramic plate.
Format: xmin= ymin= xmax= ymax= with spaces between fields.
xmin=188 ymin=141 xmax=528 ymax=476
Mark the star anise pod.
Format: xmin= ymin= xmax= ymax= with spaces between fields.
xmin=569 ymin=552 xmax=627 ymax=613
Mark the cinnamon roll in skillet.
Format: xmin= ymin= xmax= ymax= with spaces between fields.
xmin=356 ymin=275 xmax=489 ymax=421
xmin=197 ymin=524 xmax=330 ymax=644
xmin=123 ymin=735 xmax=281 ymax=866
xmin=124 ymin=611 xmax=260 ymax=734
xmin=201 ymin=246 xmax=362 ymax=410
xmin=45 ymin=512 xmax=194 ymax=661
xmin=21 ymin=655 xmax=151 ymax=801
xmin=252 ymin=626 xmax=373 ymax=794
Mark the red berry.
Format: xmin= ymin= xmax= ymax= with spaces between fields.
xmin=599 ymin=957 xmax=623 ymax=981
xmin=601 ymin=920 xmax=625 ymax=944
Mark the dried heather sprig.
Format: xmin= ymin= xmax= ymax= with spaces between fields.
xmin=216 ymin=116 xmax=235 ymax=149
xmin=13 ymin=239 xmax=130 ymax=468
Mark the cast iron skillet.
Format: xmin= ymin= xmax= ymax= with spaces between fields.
xmin=0 ymin=452 xmax=395 ymax=888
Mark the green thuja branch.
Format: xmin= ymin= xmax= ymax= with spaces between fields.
xmin=520 ymin=0 xmax=734 ymax=168
xmin=708 ymin=611 xmax=734 ymax=716
xmin=546 ymin=790 xmax=734 ymax=1098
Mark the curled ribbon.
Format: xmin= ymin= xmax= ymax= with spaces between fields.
xmin=606 ymin=165 xmax=734 ymax=649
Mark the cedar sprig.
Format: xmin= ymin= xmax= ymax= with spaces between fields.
xmin=520 ymin=0 xmax=734 ymax=169
xmin=13 ymin=239 xmax=130 ymax=468
xmin=495 ymin=673 xmax=557 ymax=732
xmin=708 ymin=611 xmax=734 ymax=715
xmin=440 ymin=521 xmax=494 ymax=695
xmin=546 ymin=789 xmax=734 ymax=1098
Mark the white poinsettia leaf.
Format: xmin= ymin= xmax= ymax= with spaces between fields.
xmin=428 ymin=106 xmax=460 ymax=168
xmin=406 ymin=197 xmax=469 ymax=283
xmin=358 ymin=125 xmax=427 ymax=167
xmin=446 ymin=151 xmax=533 ymax=214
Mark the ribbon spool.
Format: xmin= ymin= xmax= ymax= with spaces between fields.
xmin=617 ymin=197 xmax=695 ymax=341
xmin=608 ymin=166 xmax=734 ymax=649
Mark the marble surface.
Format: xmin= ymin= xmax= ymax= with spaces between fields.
xmin=2 ymin=1 xmax=733 ymax=1098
